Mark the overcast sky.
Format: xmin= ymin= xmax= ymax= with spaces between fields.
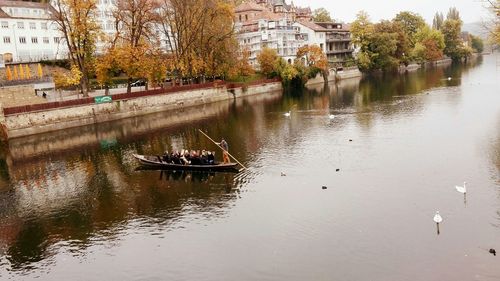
xmin=292 ymin=0 xmax=491 ymax=24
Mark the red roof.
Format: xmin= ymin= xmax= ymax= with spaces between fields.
xmin=297 ymin=20 xmax=327 ymax=32
xmin=235 ymin=2 xmax=265 ymax=13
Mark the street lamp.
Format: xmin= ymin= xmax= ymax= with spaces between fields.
xmin=12 ymin=23 xmax=19 ymax=62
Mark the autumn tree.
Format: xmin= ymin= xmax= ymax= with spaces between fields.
xmin=276 ymin=58 xmax=299 ymax=84
xmin=351 ymin=11 xmax=375 ymax=71
xmin=378 ymin=20 xmax=411 ymax=65
xmin=143 ymin=49 xmax=168 ymax=88
xmin=432 ymin=12 xmax=444 ymax=30
xmin=198 ymin=2 xmax=239 ymax=79
xmin=113 ymin=0 xmax=160 ymax=93
xmin=393 ymin=11 xmax=426 ymax=47
xmin=228 ymin=48 xmax=254 ymax=80
xmin=350 ymin=11 xmax=374 ymax=48
xmin=5 ymin=66 xmax=12 ymax=81
xmin=95 ymin=47 xmax=120 ymax=95
xmin=412 ymin=25 xmax=445 ymax=62
xmin=470 ymin=35 xmax=484 ymax=53
xmin=12 ymin=65 xmax=18 ymax=80
xmin=312 ymin=8 xmax=333 ymax=22
xmin=351 ymin=12 xmax=399 ymax=71
xmin=54 ymin=65 xmax=83 ymax=90
xmin=487 ymin=0 xmax=500 ymax=45
xmin=257 ymin=47 xmax=279 ymax=78
xmin=53 ymin=0 xmax=100 ymax=96
xmin=447 ymin=7 xmax=461 ymax=22
xmin=296 ymin=44 xmax=328 ymax=80
xmin=442 ymin=19 xmax=467 ymax=60
xmin=158 ymin=0 xmax=238 ymax=82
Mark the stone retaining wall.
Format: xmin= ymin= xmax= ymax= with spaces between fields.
xmin=306 ymin=68 xmax=363 ymax=86
xmin=2 ymin=81 xmax=282 ymax=139
xmin=0 ymin=84 xmax=47 ymax=107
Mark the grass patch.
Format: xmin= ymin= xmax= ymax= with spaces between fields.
xmin=227 ymin=73 xmax=266 ymax=83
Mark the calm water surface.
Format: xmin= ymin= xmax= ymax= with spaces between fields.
xmin=0 ymin=54 xmax=499 ymax=281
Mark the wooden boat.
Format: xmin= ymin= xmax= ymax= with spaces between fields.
xmin=132 ymin=154 xmax=240 ymax=172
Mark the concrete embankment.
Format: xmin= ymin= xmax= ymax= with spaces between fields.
xmin=306 ymin=67 xmax=362 ymax=86
xmin=5 ymin=89 xmax=282 ymax=164
xmin=0 ymin=80 xmax=281 ymax=139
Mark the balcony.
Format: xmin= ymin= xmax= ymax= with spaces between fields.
xmin=326 ymin=48 xmax=354 ymax=55
xmin=326 ymin=35 xmax=351 ymax=42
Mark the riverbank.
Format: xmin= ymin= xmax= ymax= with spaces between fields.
xmin=305 ymin=67 xmax=363 ymax=86
xmin=0 ymin=79 xmax=281 ymax=140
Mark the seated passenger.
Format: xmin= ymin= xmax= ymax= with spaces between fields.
xmin=162 ymin=151 xmax=170 ymax=163
xmin=171 ymin=150 xmax=181 ymax=164
xmin=200 ymin=150 xmax=208 ymax=165
xmin=191 ymin=156 xmax=201 ymax=165
xmin=207 ymin=151 xmax=215 ymax=164
xmin=181 ymin=150 xmax=190 ymax=165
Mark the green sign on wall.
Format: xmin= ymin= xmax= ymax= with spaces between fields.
xmin=95 ymin=96 xmax=112 ymax=104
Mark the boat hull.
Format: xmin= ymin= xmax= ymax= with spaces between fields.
xmin=133 ymin=154 xmax=240 ymax=172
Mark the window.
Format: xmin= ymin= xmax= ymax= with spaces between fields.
xmin=1 ymin=21 xmax=7 ymax=28
xmin=43 ymin=37 xmax=49 ymax=44
xmin=19 ymin=37 xmax=26 ymax=44
xmin=17 ymin=22 xmax=24 ymax=29
xmin=31 ymin=37 xmax=38 ymax=44
xmin=54 ymin=37 xmax=60 ymax=43
xmin=3 ymin=36 xmax=11 ymax=43
xmin=29 ymin=22 xmax=36 ymax=29
xmin=41 ymin=22 xmax=47 ymax=30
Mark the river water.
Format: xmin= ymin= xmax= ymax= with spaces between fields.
xmin=0 ymin=54 xmax=499 ymax=281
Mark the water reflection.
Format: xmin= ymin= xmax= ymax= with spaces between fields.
xmin=0 ymin=146 xmax=240 ymax=271
xmin=0 ymin=55 xmax=496 ymax=280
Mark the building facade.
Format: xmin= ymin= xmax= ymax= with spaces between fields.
xmin=292 ymin=21 xmax=327 ymax=53
xmin=316 ymin=22 xmax=354 ymax=66
xmin=0 ymin=0 xmax=67 ymax=64
xmin=235 ymin=1 xmax=326 ymax=67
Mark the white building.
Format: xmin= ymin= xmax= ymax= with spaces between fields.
xmin=93 ymin=0 xmax=172 ymax=54
xmin=235 ymin=1 xmax=326 ymax=67
xmin=96 ymin=0 xmax=117 ymax=37
xmin=0 ymin=0 xmax=67 ymax=64
xmin=293 ymin=21 xmax=327 ymax=53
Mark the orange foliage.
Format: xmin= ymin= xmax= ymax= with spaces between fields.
xmin=296 ymin=45 xmax=328 ymax=71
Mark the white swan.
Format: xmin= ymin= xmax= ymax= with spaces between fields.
xmin=455 ymin=182 xmax=466 ymax=194
xmin=433 ymin=211 xmax=443 ymax=223
xmin=329 ymin=114 xmax=335 ymax=120
xmin=284 ymin=111 xmax=291 ymax=117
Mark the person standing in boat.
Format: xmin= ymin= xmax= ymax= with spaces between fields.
xmin=217 ymin=138 xmax=230 ymax=164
